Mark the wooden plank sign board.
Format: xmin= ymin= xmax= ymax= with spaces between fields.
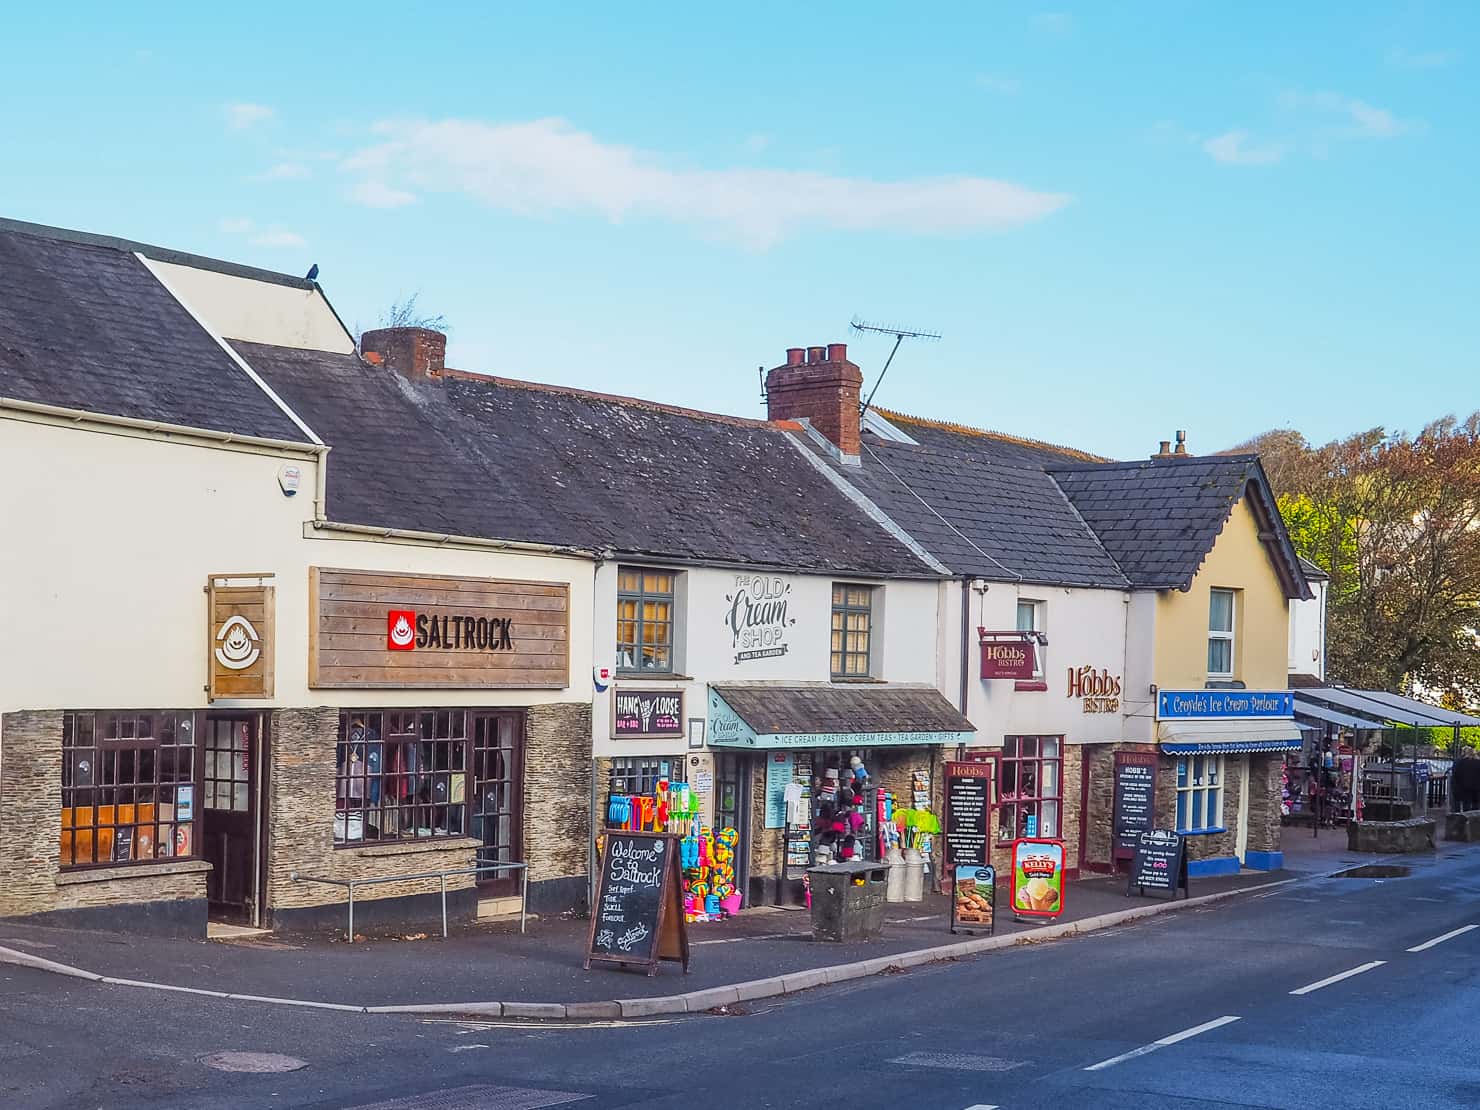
xmin=586 ymin=831 xmax=689 ymax=976
xmin=309 ymin=567 xmax=570 ymax=689
xmin=1128 ymin=829 xmax=1189 ymax=900
xmin=207 ymin=577 xmax=275 ymax=701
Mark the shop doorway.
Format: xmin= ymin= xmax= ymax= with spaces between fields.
xmin=472 ymin=711 xmax=525 ymax=898
xmin=202 ymin=712 xmax=267 ymax=927
xmin=713 ymin=753 xmax=750 ymax=899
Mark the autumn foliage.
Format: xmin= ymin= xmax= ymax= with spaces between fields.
xmin=1234 ymin=416 xmax=1480 ymax=710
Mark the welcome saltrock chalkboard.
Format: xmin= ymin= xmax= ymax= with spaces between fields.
xmin=1127 ymin=829 xmax=1188 ymax=900
xmin=585 ymin=831 xmax=689 ymax=975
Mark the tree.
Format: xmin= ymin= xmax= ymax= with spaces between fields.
xmin=1251 ymin=415 xmax=1480 ymax=709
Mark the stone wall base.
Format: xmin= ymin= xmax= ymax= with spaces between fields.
xmin=1445 ymin=811 xmax=1480 ymax=842
xmin=1 ymin=897 xmax=207 ymax=939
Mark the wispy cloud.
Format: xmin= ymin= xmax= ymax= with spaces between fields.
xmin=1202 ymin=130 xmax=1287 ymax=166
xmin=348 ymin=180 xmax=417 ymax=208
xmin=1386 ymin=47 xmax=1459 ymax=70
xmin=225 ymin=102 xmax=274 ymax=130
xmin=1283 ymin=90 xmax=1422 ymax=139
xmin=741 ymin=133 xmax=771 ymax=153
xmin=976 ymin=73 xmax=1021 ymax=95
xmin=1031 ymin=12 xmax=1073 ymax=34
xmin=219 ymin=217 xmax=304 ymax=248
xmin=255 ymin=162 xmax=311 ymax=181
xmin=249 ymin=229 xmax=306 ymax=248
xmin=342 ymin=117 xmax=1069 ymax=249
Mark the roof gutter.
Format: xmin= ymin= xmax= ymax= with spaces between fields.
xmin=307 ymin=519 xmax=597 ymax=559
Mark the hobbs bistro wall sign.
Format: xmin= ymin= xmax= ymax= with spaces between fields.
xmin=1067 ymin=665 xmax=1121 ymax=714
xmin=978 ymin=630 xmax=1037 ymax=680
xmin=206 ymin=574 xmax=275 ymax=701
xmin=612 ymin=689 xmax=684 ymax=739
xmin=724 ymin=574 xmax=795 ymax=663
xmin=309 ymin=567 xmax=570 ymax=689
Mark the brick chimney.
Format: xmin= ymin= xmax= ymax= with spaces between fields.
xmin=765 ymin=342 xmax=863 ymax=458
xmin=360 ymin=327 xmax=446 ymax=380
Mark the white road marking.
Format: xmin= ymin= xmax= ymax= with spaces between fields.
xmin=1407 ymin=925 xmax=1479 ymax=953
xmin=962 ymin=1104 xmax=1000 ymax=1109
xmin=1289 ymin=960 xmax=1386 ymax=995
xmin=448 ymin=1043 xmax=490 ymax=1053
xmin=1083 ymin=1015 xmax=1241 ymax=1071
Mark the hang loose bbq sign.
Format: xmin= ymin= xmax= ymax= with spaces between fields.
xmin=311 ymin=567 xmax=570 ymax=689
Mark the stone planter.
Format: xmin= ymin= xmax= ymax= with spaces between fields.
xmin=1347 ymin=817 xmax=1436 ymax=854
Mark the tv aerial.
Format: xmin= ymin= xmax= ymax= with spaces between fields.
xmin=850 ymin=316 xmax=941 ymax=419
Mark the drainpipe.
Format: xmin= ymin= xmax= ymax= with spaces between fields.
xmin=958 ymin=578 xmax=972 ymax=760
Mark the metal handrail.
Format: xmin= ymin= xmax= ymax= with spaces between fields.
xmin=290 ymin=861 xmax=529 ymax=942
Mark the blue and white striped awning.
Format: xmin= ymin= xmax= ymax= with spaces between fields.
xmin=1158 ymin=719 xmax=1303 ymax=755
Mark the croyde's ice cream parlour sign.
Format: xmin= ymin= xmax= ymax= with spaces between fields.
xmin=1156 ymin=690 xmax=1294 ymax=719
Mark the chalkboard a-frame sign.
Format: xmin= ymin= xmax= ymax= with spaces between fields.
xmin=586 ymin=831 xmax=690 ymax=976
xmin=1127 ymin=829 xmax=1189 ymax=901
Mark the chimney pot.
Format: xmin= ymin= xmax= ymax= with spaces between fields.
xmin=826 ymin=342 xmax=847 ymax=362
xmin=785 ymin=347 xmax=806 ymax=367
xmin=1174 ymin=429 xmax=1188 ymax=455
xmin=807 ymin=346 xmax=826 ymax=364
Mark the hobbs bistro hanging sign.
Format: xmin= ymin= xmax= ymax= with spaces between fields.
xmin=309 ymin=567 xmax=570 ymax=690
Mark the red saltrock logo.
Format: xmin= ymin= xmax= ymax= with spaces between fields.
xmin=387 ymin=610 xmax=417 ymax=651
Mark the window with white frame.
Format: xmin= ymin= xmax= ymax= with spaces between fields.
xmin=1176 ymin=754 xmax=1224 ymax=832
xmin=1207 ymin=589 xmax=1235 ymax=678
xmin=1016 ymin=599 xmax=1044 ymax=678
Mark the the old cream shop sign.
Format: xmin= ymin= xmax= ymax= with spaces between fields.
xmin=1067 ymin=664 xmax=1122 ymax=714
xmin=723 ymin=574 xmax=797 ymax=664
xmin=207 ymin=575 xmax=275 ymax=701
xmin=310 ymin=567 xmax=570 ymax=689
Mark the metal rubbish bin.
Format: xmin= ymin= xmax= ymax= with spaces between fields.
xmin=808 ymin=862 xmax=887 ymax=942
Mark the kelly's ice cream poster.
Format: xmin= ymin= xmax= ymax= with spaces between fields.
xmin=1010 ymin=838 xmax=1065 ymax=918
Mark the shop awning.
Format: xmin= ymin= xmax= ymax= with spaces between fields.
xmin=1293 ymin=695 xmax=1388 ymax=731
xmin=1297 ymin=687 xmax=1480 ymax=728
xmin=707 ymin=683 xmax=975 ymax=750
xmin=1158 ymin=719 xmax=1304 ymax=754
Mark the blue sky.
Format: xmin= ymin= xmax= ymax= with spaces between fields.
xmin=1 ymin=2 xmax=1474 ymax=458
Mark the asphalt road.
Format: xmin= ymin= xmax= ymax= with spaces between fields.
xmin=5 ymin=847 xmax=1480 ymax=1110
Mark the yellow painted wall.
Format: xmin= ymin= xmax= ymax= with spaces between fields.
xmin=1153 ymin=497 xmax=1290 ymax=690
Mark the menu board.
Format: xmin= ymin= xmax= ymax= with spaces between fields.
xmin=945 ymin=762 xmax=992 ymax=868
xmin=765 ymin=752 xmax=794 ymax=829
xmin=1127 ymin=829 xmax=1188 ymax=900
xmin=586 ymin=831 xmax=689 ymax=975
xmin=1113 ymin=754 xmax=1157 ymax=861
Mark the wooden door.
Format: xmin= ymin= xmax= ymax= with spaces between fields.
xmin=472 ymin=711 xmax=525 ymax=897
xmin=203 ymin=714 xmax=259 ymax=924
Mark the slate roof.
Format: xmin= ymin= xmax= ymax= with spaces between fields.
xmin=711 ymin=683 xmax=975 ymax=736
xmin=0 ymin=222 xmax=312 ymax=442
xmin=1048 ymin=454 xmax=1310 ymax=598
xmin=823 ymin=434 xmax=1130 ymax=587
xmin=236 ymin=342 xmax=940 ymax=576
xmin=872 ymin=407 xmax=1108 ymax=467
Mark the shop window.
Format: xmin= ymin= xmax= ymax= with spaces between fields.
xmin=1016 ymin=599 xmax=1045 ymax=679
xmin=997 ymin=735 xmax=1061 ymax=842
xmin=334 ymin=710 xmax=468 ymax=845
xmin=617 ymin=567 xmax=676 ymax=673
xmin=608 ymin=756 xmax=685 ymax=797
xmin=61 ymin=711 xmax=199 ymax=868
xmin=1176 ymin=755 xmax=1224 ymax=832
xmin=1208 ymin=589 xmax=1236 ymax=678
xmin=831 ymin=584 xmax=874 ymax=678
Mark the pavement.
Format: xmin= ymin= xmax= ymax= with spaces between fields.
xmin=0 ymin=865 xmax=1290 ymax=1012
xmin=3 ymin=832 xmax=1479 ymax=1109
